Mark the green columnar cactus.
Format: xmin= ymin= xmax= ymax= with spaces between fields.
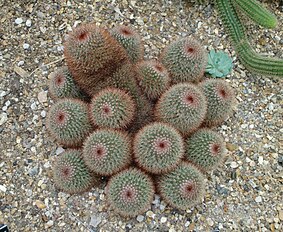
xmin=200 ymin=79 xmax=235 ymax=127
xmin=64 ymin=24 xmax=128 ymax=95
xmin=53 ymin=149 xmax=98 ymax=194
xmin=133 ymin=122 xmax=184 ymax=174
xmin=110 ymin=25 xmax=144 ymax=63
xmin=185 ymin=129 xmax=225 ymax=171
xmin=160 ymin=37 xmax=207 ymax=84
xmin=233 ymin=0 xmax=277 ymax=29
xmin=49 ymin=67 xmax=88 ymax=100
xmin=90 ymin=88 xmax=135 ymax=129
xmin=82 ymin=129 xmax=131 ymax=176
xmin=215 ymin=0 xmax=283 ymax=77
xmin=136 ymin=60 xmax=170 ymax=100
xmin=158 ymin=162 xmax=205 ymax=210
xmin=106 ymin=168 xmax=155 ymax=217
xmin=156 ymin=83 xmax=207 ymax=134
xmin=46 ymin=99 xmax=93 ymax=147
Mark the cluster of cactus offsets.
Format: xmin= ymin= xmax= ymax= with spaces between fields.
xmin=47 ymin=23 xmax=236 ymax=217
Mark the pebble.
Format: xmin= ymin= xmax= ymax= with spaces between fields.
xmin=18 ymin=61 xmax=24 ymax=66
xmin=146 ymin=210 xmax=155 ymax=218
xmin=136 ymin=215 xmax=144 ymax=222
xmin=226 ymin=143 xmax=238 ymax=152
xmin=45 ymin=220 xmax=54 ymax=228
xmin=0 ymin=113 xmax=8 ymax=126
xmin=26 ymin=19 xmax=32 ymax=27
xmin=279 ymin=210 xmax=283 ymax=221
xmin=35 ymin=200 xmax=46 ymax=209
xmin=258 ymin=156 xmax=264 ymax=165
xmin=230 ymin=162 xmax=238 ymax=168
xmin=23 ymin=43 xmax=30 ymax=50
xmin=31 ymin=102 xmax=37 ymax=110
xmin=207 ymin=218 xmax=214 ymax=226
xmin=89 ymin=214 xmax=102 ymax=228
xmin=41 ymin=110 xmax=47 ymax=118
xmin=37 ymin=91 xmax=48 ymax=103
xmin=255 ymin=196 xmax=262 ymax=203
xmin=160 ymin=217 xmax=167 ymax=223
xmin=0 ymin=185 xmax=7 ymax=193
xmin=15 ymin=18 xmax=23 ymax=24
xmin=56 ymin=147 xmax=65 ymax=155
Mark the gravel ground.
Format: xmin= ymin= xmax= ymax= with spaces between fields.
xmin=0 ymin=0 xmax=282 ymax=231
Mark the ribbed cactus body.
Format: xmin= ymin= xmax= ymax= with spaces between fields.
xmin=47 ymin=99 xmax=93 ymax=147
xmin=110 ymin=25 xmax=144 ymax=63
xmin=156 ymin=83 xmax=207 ymax=134
xmin=83 ymin=129 xmax=131 ymax=176
xmin=134 ymin=122 xmax=184 ymax=174
xmin=53 ymin=149 xmax=98 ymax=194
xmin=64 ymin=24 xmax=128 ymax=95
xmin=215 ymin=0 xmax=283 ymax=77
xmin=136 ymin=60 xmax=170 ymax=100
xmin=161 ymin=37 xmax=207 ymax=84
xmin=49 ymin=67 xmax=88 ymax=101
xmin=233 ymin=0 xmax=277 ymax=29
xmin=185 ymin=129 xmax=225 ymax=171
xmin=158 ymin=162 xmax=205 ymax=210
xmin=200 ymin=79 xmax=235 ymax=127
xmin=90 ymin=88 xmax=135 ymax=129
xmin=106 ymin=168 xmax=154 ymax=217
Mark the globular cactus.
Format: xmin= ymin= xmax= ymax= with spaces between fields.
xmin=46 ymin=99 xmax=93 ymax=147
xmin=133 ymin=122 xmax=184 ymax=174
xmin=90 ymin=88 xmax=135 ymax=129
xmin=156 ymin=83 xmax=207 ymax=135
xmin=82 ymin=129 xmax=131 ymax=176
xmin=136 ymin=60 xmax=170 ymax=100
xmin=64 ymin=24 xmax=128 ymax=95
xmin=200 ymin=79 xmax=235 ymax=127
xmin=106 ymin=168 xmax=154 ymax=217
xmin=53 ymin=149 xmax=99 ymax=194
xmin=185 ymin=129 xmax=225 ymax=172
xmin=160 ymin=37 xmax=207 ymax=84
xmin=110 ymin=25 xmax=144 ymax=63
xmin=158 ymin=162 xmax=205 ymax=210
xmin=48 ymin=66 xmax=88 ymax=101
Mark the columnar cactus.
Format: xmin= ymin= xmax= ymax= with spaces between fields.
xmin=106 ymin=168 xmax=155 ymax=217
xmin=53 ymin=149 xmax=99 ymax=194
xmin=133 ymin=122 xmax=184 ymax=174
xmin=160 ymin=37 xmax=207 ymax=83
xmin=156 ymin=83 xmax=207 ymax=134
xmin=46 ymin=99 xmax=93 ymax=147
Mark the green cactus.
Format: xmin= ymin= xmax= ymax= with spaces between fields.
xmin=46 ymin=99 xmax=93 ymax=147
xmin=49 ymin=66 xmax=88 ymax=101
xmin=214 ymin=0 xmax=283 ymax=77
xmin=232 ymin=0 xmax=278 ymax=29
xmin=64 ymin=24 xmax=128 ymax=96
xmin=160 ymin=37 xmax=207 ymax=84
xmin=82 ymin=129 xmax=131 ymax=176
xmin=133 ymin=122 xmax=184 ymax=174
xmin=90 ymin=88 xmax=135 ymax=129
xmin=136 ymin=60 xmax=170 ymax=100
xmin=110 ymin=25 xmax=144 ymax=63
xmin=106 ymin=168 xmax=155 ymax=217
xmin=53 ymin=149 xmax=99 ymax=194
xmin=185 ymin=129 xmax=225 ymax=172
xmin=156 ymin=83 xmax=207 ymax=134
xmin=158 ymin=162 xmax=205 ymax=210
xmin=200 ymin=79 xmax=235 ymax=127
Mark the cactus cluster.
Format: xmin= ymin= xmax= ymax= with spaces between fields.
xmin=47 ymin=23 xmax=236 ymax=217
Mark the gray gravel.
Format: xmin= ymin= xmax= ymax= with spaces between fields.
xmin=0 ymin=0 xmax=282 ymax=231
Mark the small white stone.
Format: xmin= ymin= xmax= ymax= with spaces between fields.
xmin=160 ymin=217 xmax=167 ymax=223
xmin=0 ymin=91 xmax=7 ymax=97
xmin=146 ymin=210 xmax=155 ymax=218
xmin=18 ymin=61 xmax=24 ymax=66
xmin=0 ymin=184 xmax=7 ymax=192
xmin=45 ymin=220 xmax=54 ymax=228
xmin=41 ymin=110 xmax=46 ymax=118
xmin=258 ymin=156 xmax=264 ymax=165
xmin=169 ymin=228 xmax=176 ymax=232
xmin=136 ymin=215 xmax=144 ymax=222
xmin=255 ymin=196 xmax=262 ymax=203
xmin=185 ymin=221 xmax=190 ymax=227
xmin=0 ymin=113 xmax=8 ymax=126
xmin=31 ymin=102 xmax=37 ymax=110
xmin=15 ymin=18 xmax=23 ymax=24
xmin=230 ymin=161 xmax=238 ymax=168
xmin=159 ymin=204 xmax=165 ymax=211
xmin=56 ymin=147 xmax=65 ymax=155
xmin=26 ymin=19 xmax=32 ymax=27
xmin=37 ymin=91 xmax=47 ymax=103
xmin=23 ymin=43 xmax=30 ymax=49
xmin=207 ymin=218 xmax=214 ymax=226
